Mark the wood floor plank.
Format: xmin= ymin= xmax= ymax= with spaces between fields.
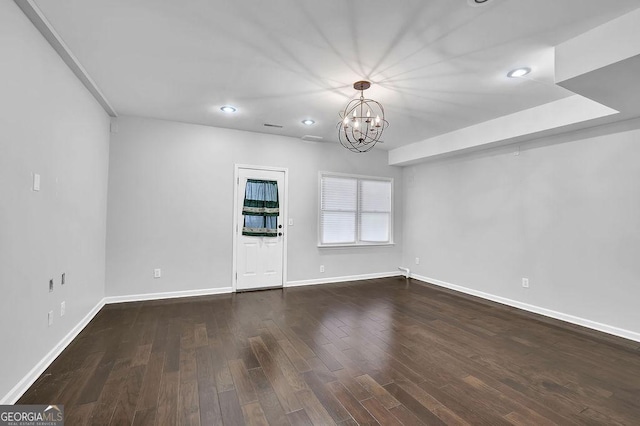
xmin=295 ymin=388 xmax=337 ymax=425
xmin=306 ymin=356 xmax=338 ymax=384
xmin=136 ymin=352 xmax=164 ymax=411
xmin=156 ymin=371 xmax=179 ymax=426
xmin=178 ymin=381 xmax=200 ymax=426
xmin=132 ymin=408 xmax=156 ymax=426
xmin=228 ymin=359 xmax=258 ymax=405
xmin=383 ymin=382 xmax=446 ymax=426
xmin=209 ymin=341 xmax=235 ymax=394
xmin=109 ymin=364 xmax=145 ymax=425
xmin=241 ymin=401 xmax=270 ymax=426
xmin=194 ymin=323 xmax=208 ymax=348
xmin=263 ymin=319 xmax=288 ymax=341
xmin=64 ymin=402 xmax=95 ymax=426
xmin=179 ymin=346 xmax=198 ymax=384
xmin=195 ymin=345 xmax=224 ymax=425
xmin=392 ymin=378 xmax=470 ymax=425
xmin=249 ymin=336 xmax=303 ymax=413
xmin=259 ymin=329 xmax=310 ymax=392
xmin=278 ymin=337 xmax=312 ymax=373
xmin=504 ymin=410 xmax=554 ymax=426
xmin=248 ymin=367 xmax=291 ymax=426
xmin=197 ymin=382 xmax=222 ymax=426
xmin=218 ymin=390 xmax=245 ymax=426
xmin=164 ymin=323 xmax=181 ymax=374
xmin=322 ymin=342 xmax=364 ymax=377
xmin=326 ymin=380 xmax=377 ymax=425
xmin=334 ymin=369 xmax=372 ymax=402
xmin=360 ymin=397 xmax=403 ymax=426
xmin=287 ymin=409 xmax=314 ymax=426
xmin=388 ymin=404 xmax=427 ymax=426
xmin=88 ymin=359 xmax=132 ymax=425
xmin=132 ymin=344 xmax=153 ymax=367
xmin=355 ymin=374 xmax=401 ymax=410
xmin=76 ymin=358 xmax=115 ymax=404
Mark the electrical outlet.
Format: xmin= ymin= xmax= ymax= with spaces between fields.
xmin=320 ymin=265 xmax=325 ymax=273
xmin=522 ymin=278 xmax=529 ymax=288
xmin=61 ymin=301 xmax=66 ymax=317
xmin=49 ymin=279 xmax=54 ymax=292
xmin=415 ymin=257 xmax=420 ymax=265
xmin=61 ymin=272 xmax=65 ymax=285
xmin=154 ymin=268 xmax=162 ymax=278
xmin=48 ymin=311 xmax=54 ymax=326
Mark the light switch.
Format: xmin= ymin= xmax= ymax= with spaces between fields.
xmin=288 ymin=218 xmax=294 ymax=226
xmin=33 ymin=173 xmax=41 ymax=191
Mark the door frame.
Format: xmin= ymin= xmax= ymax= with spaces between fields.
xmin=232 ymin=164 xmax=289 ymax=292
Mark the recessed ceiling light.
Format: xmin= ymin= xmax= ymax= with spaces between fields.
xmin=220 ymin=105 xmax=237 ymax=113
xmin=507 ymin=67 xmax=531 ymax=78
xmin=301 ymin=119 xmax=315 ymax=125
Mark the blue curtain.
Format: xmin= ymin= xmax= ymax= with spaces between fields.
xmin=242 ymin=179 xmax=279 ymax=237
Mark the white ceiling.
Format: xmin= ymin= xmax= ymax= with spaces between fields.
xmin=33 ymin=0 xmax=640 ymax=150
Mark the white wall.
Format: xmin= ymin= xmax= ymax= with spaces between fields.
xmin=106 ymin=116 xmax=402 ymax=297
xmin=403 ymin=119 xmax=640 ymax=337
xmin=0 ymin=1 xmax=110 ymax=400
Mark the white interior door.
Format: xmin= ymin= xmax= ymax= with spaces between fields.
xmin=235 ymin=167 xmax=285 ymax=291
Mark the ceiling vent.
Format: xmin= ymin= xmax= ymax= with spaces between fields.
xmin=263 ymin=123 xmax=283 ymax=128
xmin=301 ymin=135 xmax=323 ymax=142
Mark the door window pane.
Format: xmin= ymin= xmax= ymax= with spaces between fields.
xmin=242 ymin=179 xmax=279 ymax=237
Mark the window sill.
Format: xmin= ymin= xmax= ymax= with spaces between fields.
xmin=317 ymin=242 xmax=396 ymax=249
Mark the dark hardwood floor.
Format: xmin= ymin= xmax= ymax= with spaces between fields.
xmin=18 ymin=278 xmax=640 ymax=425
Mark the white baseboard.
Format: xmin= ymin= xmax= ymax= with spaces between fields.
xmin=1 ymin=298 xmax=105 ymax=405
xmin=411 ymin=274 xmax=640 ymax=343
xmin=104 ymin=287 xmax=233 ymax=304
xmin=286 ymin=271 xmax=402 ymax=288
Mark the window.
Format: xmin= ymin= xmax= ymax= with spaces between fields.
xmin=319 ymin=173 xmax=393 ymax=246
xmin=242 ymin=179 xmax=279 ymax=237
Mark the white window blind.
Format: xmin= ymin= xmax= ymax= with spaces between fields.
xmin=320 ymin=173 xmax=392 ymax=246
xmin=359 ymin=179 xmax=392 ymax=242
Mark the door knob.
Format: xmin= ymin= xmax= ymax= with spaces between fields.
xmin=278 ymin=232 xmax=283 ymax=236
xmin=278 ymin=224 xmax=283 ymax=228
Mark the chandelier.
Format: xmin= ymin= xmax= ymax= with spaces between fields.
xmin=338 ymin=81 xmax=388 ymax=153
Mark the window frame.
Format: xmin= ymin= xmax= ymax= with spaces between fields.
xmin=318 ymin=171 xmax=394 ymax=248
